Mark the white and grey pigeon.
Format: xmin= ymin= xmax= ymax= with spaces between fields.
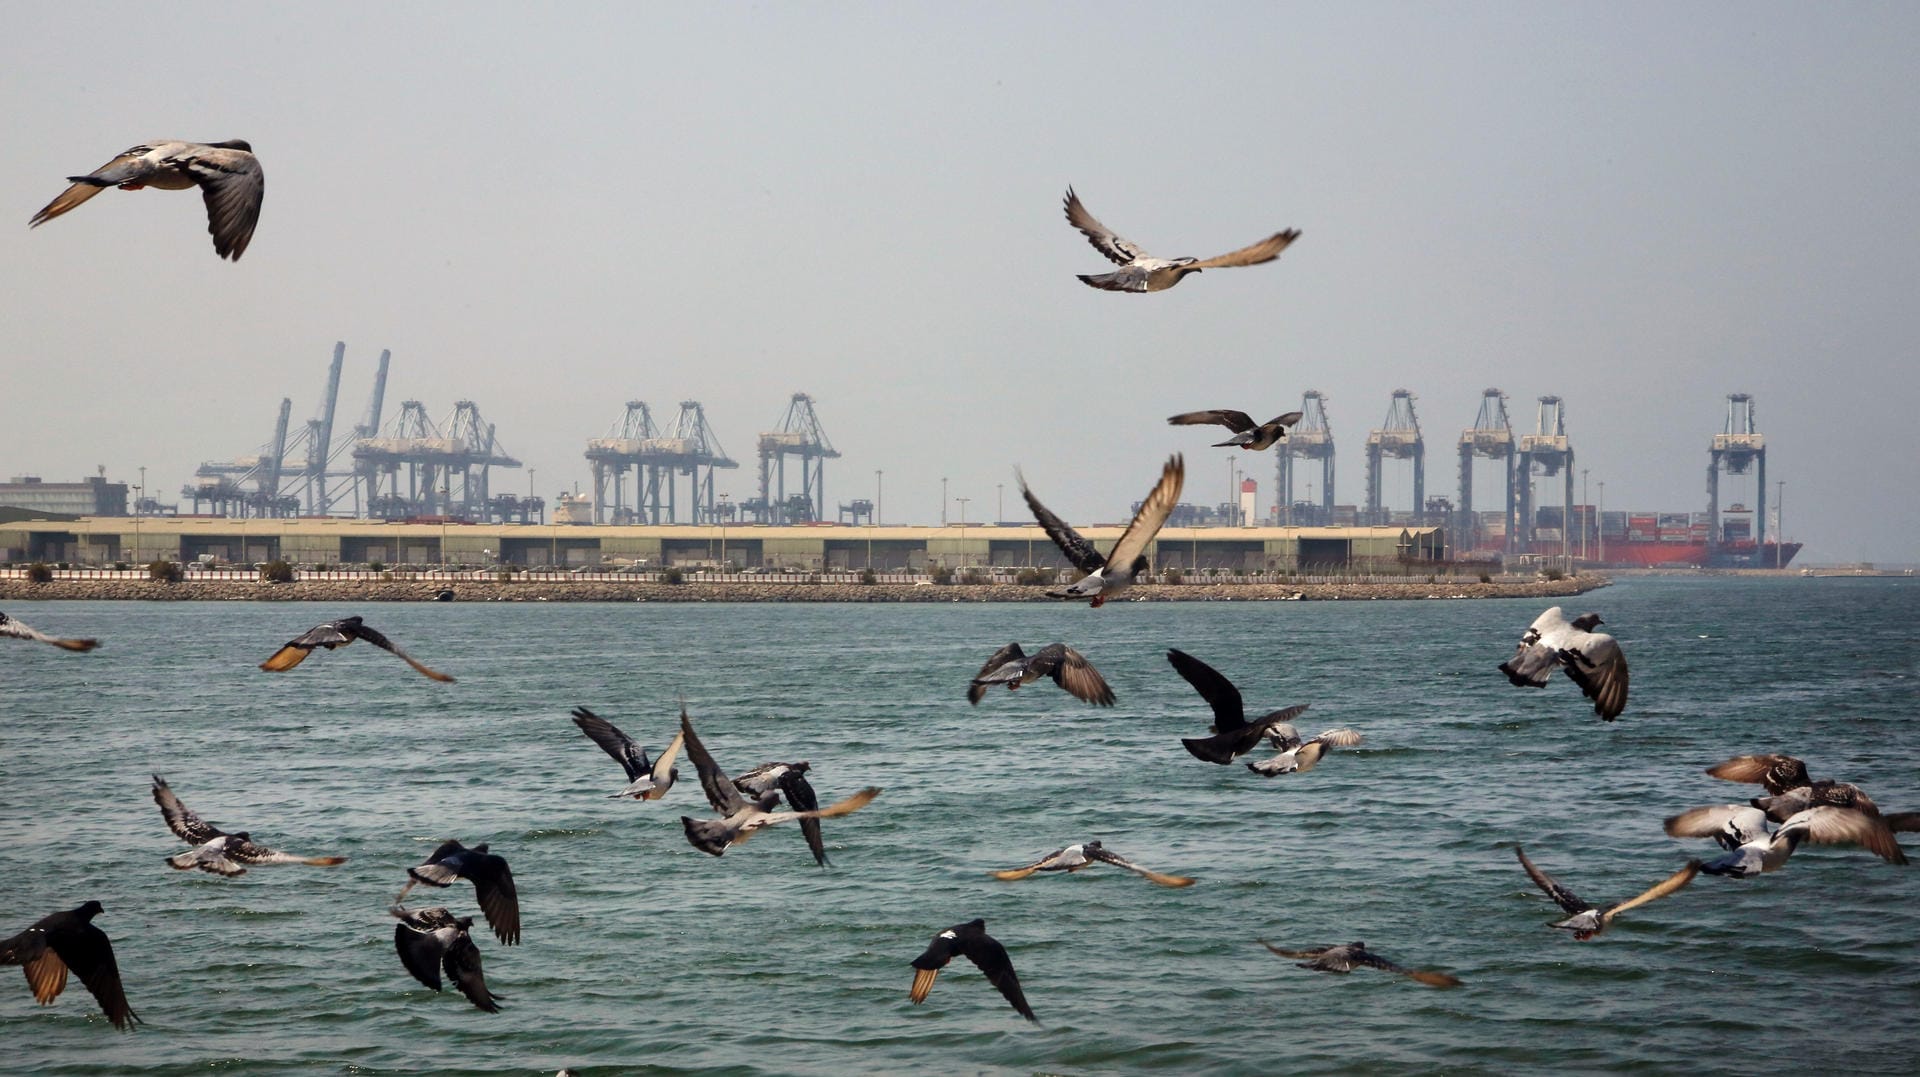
xmin=1021 ymin=453 xmax=1184 ymax=607
xmin=30 ymin=140 xmax=264 ymax=260
xmin=1499 ymin=606 xmax=1629 ymax=721
xmin=152 ymin=775 xmax=348 ymax=875
xmin=989 ymin=840 xmax=1194 ymax=887
xmin=1514 ymin=845 xmax=1699 ymax=940
xmin=968 ymin=642 xmax=1114 ymax=706
xmin=1246 ymin=725 xmax=1363 ymax=776
xmin=570 ymin=706 xmax=683 ymax=801
xmin=1695 ymin=810 xmax=1814 ymax=879
xmin=1168 ymin=410 xmax=1306 ymax=452
xmin=1063 ymin=187 xmax=1299 ymax=293
xmin=0 ymin=611 xmax=98 ymax=652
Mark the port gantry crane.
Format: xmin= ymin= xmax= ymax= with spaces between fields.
xmin=1515 ymin=395 xmax=1575 ymax=555
xmin=752 ymin=393 xmax=839 ymax=525
xmin=583 ymin=400 xmax=738 ymax=525
xmin=1457 ymin=388 xmax=1518 ymax=554
xmin=1707 ymin=392 xmax=1766 ymax=551
xmin=1364 ymin=389 xmax=1426 ymax=526
xmin=352 ymin=399 xmax=522 ymax=519
xmin=1276 ymin=390 xmax=1335 ymax=525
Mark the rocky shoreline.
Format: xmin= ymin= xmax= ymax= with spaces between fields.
xmin=0 ymin=575 xmax=1609 ymax=603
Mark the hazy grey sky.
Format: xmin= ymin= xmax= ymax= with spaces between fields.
xmin=3 ymin=3 xmax=1916 ymax=561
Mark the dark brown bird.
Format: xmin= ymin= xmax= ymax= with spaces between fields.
xmin=1515 ymin=846 xmax=1699 ymax=941
xmin=397 ymin=841 xmax=520 ymax=945
xmin=732 ymin=760 xmax=831 ymax=867
xmin=1168 ymin=648 xmax=1311 ymax=765
xmin=0 ymin=610 xmax=98 ymax=652
xmin=258 ymin=615 xmax=453 ymax=681
xmin=1257 ymin=940 xmax=1460 ymax=988
xmin=968 ymin=642 xmax=1114 ymax=706
xmin=908 ymin=918 xmax=1037 ymax=1022
xmin=1168 ymin=410 xmax=1305 ymax=451
xmin=0 ymin=901 xmax=140 ymax=1030
xmin=391 ymin=906 xmax=502 ymax=1012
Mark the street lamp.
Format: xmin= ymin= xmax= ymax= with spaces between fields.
xmin=1597 ymin=481 xmax=1605 ymax=563
xmin=718 ymin=493 xmax=730 ymax=570
xmin=941 ymin=477 xmax=948 ymax=525
xmin=1226 ymin=455 xmax=1237 ymax=526
xmin=874 ymin=469 xmax=883 ymax=525
xmin=956 ymin=497 xmax=970 ymax=525
xmin=1775 ymin=480 xmax=1784 ymax=568
xmin=1580 ymin=468 xmax=1588 ymax=561
xmin=996 ymin=483 xmax=1003 ymax=525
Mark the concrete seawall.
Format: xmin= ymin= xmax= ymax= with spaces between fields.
xmin=0 ymin=575 xmax=1609 ymax=603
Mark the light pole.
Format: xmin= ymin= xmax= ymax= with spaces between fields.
xmin=941 ymin=477 xmax=948 ymax=525
xmin=1597 ymin=481 xmax=1605 ymax=563
xmin=1775 ymin=480 xmax=1784 ymax=568
xmin=1580 ymin=468 xmax=1589 ymax=561
xmin=1226 ymin=455 xmax=1237 ymax=526
xmin=874 ymin=469 xmax=883 ymax=526
xmin=956 ymin=497 xmax=970 ymax=525
xmin=996 ymin=483 xmax=1003 ymax=524
xmin=718 ymin=494 xmax=730 ymax=570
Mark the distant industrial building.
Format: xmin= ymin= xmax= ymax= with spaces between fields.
xmin=0 ymin=515 xmax=1445 ymax=574
xmin=1 ymin=476 xmax=128 ymax=518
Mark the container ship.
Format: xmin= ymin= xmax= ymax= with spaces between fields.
xmin=1462 ymin=503 xmax=1800 ymax=569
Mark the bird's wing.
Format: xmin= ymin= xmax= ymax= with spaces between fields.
xmin=1186 ymin=228 xmax=1301 ymax=270
xmin=1352 ymin=949 xmax=1461 ymax=988
xmin=650 ymin=730 xmax=685 ymax=789
xmin=1251 ymin=704 xmax=1313 ymax=735
xmin=1514 ymin=846 xmax=1592 ymax=915
xmin=1498 ymin=639 xmax=1560 ymax=687
xmin=467 ymin=855 xmax=521 ymax=945
xmin=680 ymin=710 xmax=750 ymax=815
xmin=27 ymin=146 xmax=158 ymax=228
xmin=1601 ymin=861 xmax=1700 ymax=922
xmin=779 ymin=786 xmax=881 ymax=822
xmin=1885 ymin=812 xmax=1920 ymax=833
xmin=1166 ymin=648 xmax=1245 ymax=730
xmin=0 ymin=924 xmax=49 ymax=966
xmin=777 ymin=769 xmax=830 ymax=867
xmin=444 ymin=931 xmax=502 ymax=1012
xmin=1018 ymin=472 xmax=1106 ymax=574
xmin=1086 ymin=845 xmax=1195 ymax=887
xmin=21 ymin=943 xmax=70 ymax=1005
xmin=1664 ymin=804 xmax=1771 ymax=846
xmin=233 ymin=842 xmax=346 ymax=867
xmin=990 ymin=846 xmax=1070 ymax=881
xmin=1167 ymin=410 xmax=1257 ymax=434
xmin=907 ymin=932 xmax=959 ymax=1002
xmin=1063 ymin=186 xmax=1151 ymax=265
xmin=957 ymin=928 xmax=1038 ymax=1022
xmin=571 ymin=707 xmax=648 ymax=781
xmin=257 ymin=642 xmax=317 ymax=672
xmin=1312 ymin=729 xmax=1363 ymax=749
xmin=1264 ymin=723 xmax=1302 ymax=750
xmin=969 ymin=642 xmax=1027 ymax=704
xmin=1257 ymin=939 xmax=1325 ymax=960
xmin=185 ymin=145 xmax=263 ymax=260
xmin=1706 ymin=754 xmax=1808 ymax=791
xmin=342 ymin=621 xmax=455 ymax=682
xmin=1104 ymin=454 xmax=1184 ymax=573
xmin=54 ymin=922 xmax=141 ymax=1029
xmin=1560 ymin=632 xmax=1628 ymax=720
xmin=1262 ymin=411 xmax=1306 ymax=429
xmin=1801 ymin=806 xmax=1907 ymax=864
xmin=1035 ymin=644 xmax=1115 ymax=706
xmin=0 ymin=614 xmax=98 ymax=651
xmin=392 ymin=918 xmax=447 ymax=991
xmin=150 ymin=775 xmax=224 ymax=844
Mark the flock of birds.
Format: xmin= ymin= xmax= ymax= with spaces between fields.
xmin=8 ymin=142 xmax=1913 ymax=1051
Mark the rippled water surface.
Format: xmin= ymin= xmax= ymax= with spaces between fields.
xmin=3 ymin=578 xmax=1917 ymax=1075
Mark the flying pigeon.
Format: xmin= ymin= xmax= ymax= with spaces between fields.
xmin=1702 ymin=754 xmax=1908 ymax=863
xmin=989 ymin=840 xmax=1194 ymax=887
xmin=732 ymin=760 xmax=832 ymax=867
xmin=152 ymin=775 xmax=348 ymax=875
xmin=0 ymin=901 xmax=140 ymax=1029
xmin=1167 ymin=410 xmax=1305 ymax=452
xmin=678 ymin=711 xmax=880 ymax=860
xmin=30 ymin=140 xmax=264 ymax=260
xmin=259 ymin=615 xmax=454 ymax=682
xmin=1167 ymin=648 xmax=1311 ymax=765
xmin=1022 ymin=453 xmax=1184 ymax=607
xmin=397 ymin=841 xmax=520 ymax=945
xmin=1063 ymin=186 xmax=1298 ymax=293
xmin=1245 ymin=725 xmax=1362 ymax=776
xmin=570 ymin=706 xmax=683 ymax=800
xmin=0 ymin=611 xmax=98 ymax=652
xmin=908 ymin=918 xmax=1037 ymax=1022
xmin=1257 ymin=940 xmax=1460 ymax=988
xmin=391 ymin=906 xmax=502 ymax=1012
xmin=1514 ymin=845 xmax=1699 ymax=940
xmin=1499 ymin=607 xmax=1629 ymax=721
xmin=968 ymin=642 xmax=1114 ymax=706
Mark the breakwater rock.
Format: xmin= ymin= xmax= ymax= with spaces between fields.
xmin=1 ymin=575 xmax=1608 ymax=603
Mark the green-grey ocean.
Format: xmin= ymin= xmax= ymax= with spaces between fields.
xmin=2 ymin=577 xmax=1915 ymax=1075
